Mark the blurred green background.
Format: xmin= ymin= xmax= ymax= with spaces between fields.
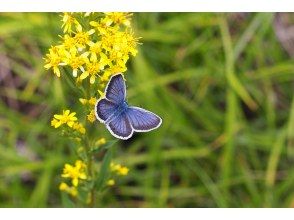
xmin=0 ymin=13 xmax=293 ymax=207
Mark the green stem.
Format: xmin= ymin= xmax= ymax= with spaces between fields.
xmin=84 ymin=136 xmax=95 ymax=207
xmin=84 ymin=79 xmax=96 ymax=207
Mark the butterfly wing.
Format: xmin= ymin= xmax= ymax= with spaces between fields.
xmin=126 ymin=107 xmax=162 ymax=132
xmin=105 ymin=73 xmax=126 ymax=104
xmin=95 ymin=98 xmax=117 ymax=123
xmin=95 ymin=73 xmax=126 ymax=123
xmin=106 ymin=113 xmax=133 ymax=140
xmin=95 ymin=73 xmax=162 ymax=140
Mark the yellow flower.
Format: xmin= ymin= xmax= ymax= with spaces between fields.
xmin=100 ymin=31 xmax=138 ymax=72
xmin=101 ymin=65 xmax=127 ymax=83
xmin=52 ymin=109 xmax=77 ymax=128
xmin=124 ymin=31 xmax=139 ymax=57
xmin=95 ymin=138 xmax=106 ymax=146
xmin=74 ymin=25 xmax=95 ymax=49
xmin=61 ymin=160 xmax=87 ymax=187
xmin=90 ymin=20 xmax=118 ymax=36
xmin=61 ymin=34 xmax=76 ymax=51
xmin=63 ymin=48 xmax=89 ymax=77
xmin=88 ymin=97 xmax=97 ymax=106
xmin=61 ymin=12 xmax=81 ymax=33
xmin=51 ymin=118 xmax=59 ymax=127
xmin=59 ymin=182 xmax=78 ymax=197
xmin=44 ymin=46 xmax=65 ymax=77
xmin=103 ymin=12 xmax=132 ymax=27
xmin=110 ymin=162 xmax=120 ymax=172
xmin=72 ymin=122 xmax=86 ymax=134
xmin=88 ymin=41 xmax=102 ymax=62
xmin=117 ymin=166 xmax=129 ymax=176
xmin=80 ymin=53 xmax=110 ymax=84
xmin=99 ymin=52 xmax=111 ymax=70
xmin=98 ymin=89 xmax=105 ymax=97
xmin=79 ymin=98 xmax=88 ymax=105
xmin=110 ymin=162 xmax=129 ymax=176
xmin=79 ymin=97 xmax=96 ymax=106
xmin=107 ymin=179 xmax=115 ymax=186
xmin=87 ymin=110 xmax=96 ymax=123
xmin=80 ymin=60 xmax=101 ymax=84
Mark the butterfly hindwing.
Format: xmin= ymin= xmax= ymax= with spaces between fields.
xmin=126 ymin=106 xmax=162 ymax=132
xmin=106 ymin=113 xmax=133 ymax=140
xmin=105 ymin=74 xmax=126 ymax=104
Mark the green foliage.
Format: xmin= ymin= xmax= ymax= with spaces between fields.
xmin=0 ymin=12 xmax=293 ymax=207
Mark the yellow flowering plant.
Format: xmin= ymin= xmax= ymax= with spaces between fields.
xmin=44 ymin=12 xmax=137 ymax=207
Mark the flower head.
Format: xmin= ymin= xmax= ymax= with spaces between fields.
xmin=74 ymin=25 xmax=95 ymax=49
xmin=88 ymin=41 xmax=102 ymax=62
xmin=87 ymin=110 xmax=96 ymax=123
xmin=90 ymin=20 xmax=118 ymax=36
xmin=63 ymin=48 xmax=89 ymax=77
xmin=45 ymin=12 xmax=139 ymax=85
xmin=61 ymin=160 xmax=87 ymax=187
xmin=52 ymin=110 xmax=77 ymax=128
xmin=80 ymin=59 xmax=101 ymax=84
xmin=59 ymin=182 xmax=78 ymax=197
xmin=103 ymin=12 xmax=132 ymax=27
xmin=79 ymin=97 xmax=97 ymax=106
xmin=95 ymin=138 xmax=106 ymax=146
xmin=107 ymin=179 xmax=115 ymax=186
xmin=72 ymin=122 xmax=86 ymax=134
xmin=110 ymin=162 xmax=129 ymax=176
xmin=61 ymin=34 xmax=76 ymax=51
xmin=61 ymin=12 xmax=81 ymax=33
xmin=44 ymin=46 xmax=65 ymax=77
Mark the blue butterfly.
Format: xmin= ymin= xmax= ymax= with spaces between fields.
xmin=95 ymin=73 xmax=162 ymax=140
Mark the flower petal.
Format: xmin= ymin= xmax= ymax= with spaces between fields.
xmin=54 ymin=114 xmax=62 ymax=119
xmin=69 ymin=112 xmax=76 ymax=117
xmin=67 ymin=121 xmax=74 ymax=127
xmin=72 ymin=178 xmax=79 ymax=187
xmin=80 ymin=71 xmax=89 ymax=80
xmin=90 ymin=76 xmax=95 ymax=84
xmin=73 ymin=69 xmax=78 ymax=77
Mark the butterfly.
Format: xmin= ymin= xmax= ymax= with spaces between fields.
xmin=95 ymin=73 xmax=162 ymax=140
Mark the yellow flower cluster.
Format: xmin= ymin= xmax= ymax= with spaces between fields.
xmin=59 ymin=160 xmax=87 ymax=197
xmin=79 ymin=97 xmax=97 ymax=106
xmin=95 ymin=138 xmax=106 ymax=146
xmin=51 ymin=110 xmax=86 ymax=134
xmin=46 ymin=13 xmax=139 ymax=202
xmin=62 ymin=160 xmax=87 ymax=186
xmin=51 ymin=109 xmax=77 ymax=128
xmin=44 ymin=12 xmax=139 ymax=85
xmin=107 ymin=179 xmax=115 ymax=186
xmin=59 ymin=182 xmax=78 ymax=197
xmin=79 ymin=97 xmax=97 ymax=123
xmin=110 ymin=162 xmax=129 ymax=176
xmin=107 ymin=162 xmax=129 ymax=187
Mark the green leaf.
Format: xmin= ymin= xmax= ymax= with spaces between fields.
xmin=61 ymin=193 xmax=75 ymax=208
xmin=95 ymin=147 xmax=113 ymax=191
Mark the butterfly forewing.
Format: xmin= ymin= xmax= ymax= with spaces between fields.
xmin=105 ymin=74 xmax=126 ymax=104
xmin=95 ymin=98 xmax=118 ymax=122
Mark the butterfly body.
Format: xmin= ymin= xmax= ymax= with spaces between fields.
xmin=95 ymin=73 xmax=162 ymax=140
xmin=105 ymin=101 xmax=128 ymax=124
